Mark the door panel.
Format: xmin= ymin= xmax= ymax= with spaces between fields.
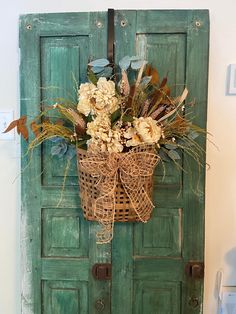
xmin=42 ymin=207 xmax=88 ymax=258
xmin=113 ymin=9 xmax=209 ymax=314
xmin=42 ymin=280 xmax=88 ymax=314
xmin=137 ymin=32 xmax=185 ymax=185
xmin=20 ymin=10 xmax=209 ymax=314
xmin=20 ymin=12 xmax=111 ymax=314
xmin=41 ymin=35 xmax=89 ymax=186
xmin=134 ymin=207 xmax=182 ymax=257
xmin=133 ymin=280 xmax=181 ymax=314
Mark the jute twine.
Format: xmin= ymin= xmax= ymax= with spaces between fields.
xmin=78 ymin=145 xmax=160 ymax=244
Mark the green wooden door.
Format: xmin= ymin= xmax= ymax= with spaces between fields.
xmin=112 ymin=10 xmax=209 ymax=314
xmin=20 ymin=10 xmax=209 ymax=314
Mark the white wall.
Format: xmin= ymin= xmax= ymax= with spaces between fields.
xmin=1 ymin=0 xmax=236 ymax=313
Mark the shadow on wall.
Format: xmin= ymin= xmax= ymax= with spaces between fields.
xmin=225 ymin=248 xmax=236 ymax=283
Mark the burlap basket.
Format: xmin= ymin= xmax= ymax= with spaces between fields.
xmin=77 ymin=148 xmax=156 ymax=222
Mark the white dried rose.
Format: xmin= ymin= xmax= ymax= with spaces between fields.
xmin=133 ymin=117 xmax=162 ymax=145
xmin=77 ymin=78 xmax=119 ymax=116
xmin=124 ymin=127 xmax=142 ymax=147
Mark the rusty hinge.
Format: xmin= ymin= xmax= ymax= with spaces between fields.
xmin=185 ymin=262 xmax=204 ymax=279
xmin=92 ymin=263 xmax=112 ymax=280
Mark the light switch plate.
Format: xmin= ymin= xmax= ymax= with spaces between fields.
xmin=0 ymin=110 xmax=14 ymax=140
xmin=221 ymin=288 xmax=236 ymax=314
xmin=228 ymin=64 xmax=236 ymax=94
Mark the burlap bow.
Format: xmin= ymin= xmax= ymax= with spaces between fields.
xmin=79 ymin=146 xmax=160 ymax=243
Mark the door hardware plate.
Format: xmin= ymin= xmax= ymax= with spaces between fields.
xmin=185 ymin=262 xmax=204 ymax=279
xmin=92 ymin=263 xmax=112 ymax=280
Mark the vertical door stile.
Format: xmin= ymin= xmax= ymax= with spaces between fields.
xmin=20 ymin=14 xmax=43 ymax=314
xmin=111 ymin=10 xmax=137 ymax=314
xmin=182 ymin=10 xmax=209 ymax=313
xmin=88 ymin=11 xmax=112 ymax=314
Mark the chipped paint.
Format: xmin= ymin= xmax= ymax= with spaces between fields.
xmin=136 ymin=34 xmax=147 ymax=60
xmin=21 ymin=206 xmax=33 ymax=314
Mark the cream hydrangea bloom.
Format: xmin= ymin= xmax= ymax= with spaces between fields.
xmin=93 ymin=77 xmax=119 ymax=115
xmin=86 ymin=114 xmax=123 ymax=153
xmin=133 ymin=117 xmax=162 ymax=144
xmin=86 ymin=113 xmax=111 ymax=139
xmin=77 ymin=82 xmax=96 ymax=116
xmin=79 ymin=82 xmax=96 ymax=97
xmin=77 ymin=99 xmax=92 ymax=116
xmin=97 ymin=77 xmax=116 ymax=97
xmin=106 ymin=129 xmax=123 ymax=153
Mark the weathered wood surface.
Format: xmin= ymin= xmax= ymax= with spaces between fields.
xmin=20 ymin=10 xmax=209 ymax=314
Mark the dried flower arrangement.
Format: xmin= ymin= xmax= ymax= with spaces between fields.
xmin=4 ymin=56 xmax=204 ymax=243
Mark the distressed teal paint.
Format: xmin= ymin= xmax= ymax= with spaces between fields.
xmin=20 ymin=10 xmax=209 ymax=314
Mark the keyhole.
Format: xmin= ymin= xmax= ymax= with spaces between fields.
xmin=188 ymin=297 xmax=199 ymax=308
xmin=95 ymin=299 xmax=105 ymax=312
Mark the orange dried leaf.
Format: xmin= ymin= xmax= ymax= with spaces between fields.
xmin=3 ymin=116 xmax=29 ymax=141
xmin=18 ymin=125 xmax=29 ymax=141
xmin=17 ymin=116 xmax=28 ymax=141
xmin=150 ymin=68 xmax=159 ymax=85
xmin=162 ymin=84 xmax=170 ymax=96
xmin=30 ymin=121 xmax=40 ymax=137
xmin=160 ymin=77 xmax=168 ymax=88
xmin=145 ymin=64 xmax=152 ymax=76
xmin=17 ymin=116 xmax=29 ymax=141
xmin=2 ymin=119 xmax=18 ymax=133
xmin=145 ymin=65 xmax=159 ymax=85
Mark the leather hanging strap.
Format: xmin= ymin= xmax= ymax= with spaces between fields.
xmin=107 ymin=8 xmax=115 ymax=64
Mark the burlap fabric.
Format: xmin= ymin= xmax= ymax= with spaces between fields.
xmin=77 ymin=145 xmax=159 ymax=244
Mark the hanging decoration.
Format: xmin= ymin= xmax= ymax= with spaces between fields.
xmin=4 ymin=56 xmax=205 ymax=243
